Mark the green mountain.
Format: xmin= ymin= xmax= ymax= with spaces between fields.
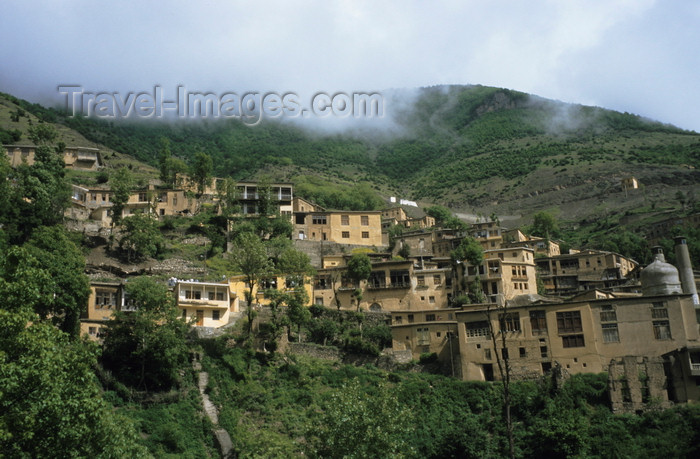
xmin=2 ymin=85 xmax=699 ymax=229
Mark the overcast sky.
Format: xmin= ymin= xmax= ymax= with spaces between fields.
xmin=1 ymin=0 xmax=699 ymax=131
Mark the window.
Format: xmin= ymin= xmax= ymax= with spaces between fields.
xmin=212 ymin=310 xmax=220 ymax=321
xmin=362 ymin=231 xmax=369 ymax=239
xmin=600 ymin=305 xmax=617 ymax=322
xmin=602 ymin=323 xmax=619 ymax=343
xmin=173 ymin=195 xmax=178 ymax=206
xmin=315 ymin=275 xmax=330 ymax=289
xmin=417 ymin=327 xmax=430 ymax=345
xmin=261 ymin=278 xmax=277 ymax=290
xmin=433 ymin=274 xmax=442 ymax=285
xmin=653 ymin=321 xmax=672 ymax=340
xmin=89 ymin=326 xmax=97 ymax=336
xmin=182 ymin=310 xmax=187 ymax=319
xmin=651 ymin=303 xmax=669 ymax=319
xmin=557 ymin=311 xmax=583 ymax=334
xmin=484 ymin=348 xmax=492 ymax=360
xmin=466 ymin=321 xmax=490 ymax=338
xmin=314 ymin=297 xmax=323 ymax=306
xmin=394 ymin=316 xmax=402 ymax=324
xmin=208 ymin=291 xmax=224 ymax=301
xmin=342 ymin=231 xmax=350 ymax=238
xmin=499 ymin=312 xmax=521 ymax=332
xmin=138 ymin=192 xmax=147 ymax=202
xmin=501 ymin=348 xmax=509 ymax=360
xmin=312 ymin=215 xmax=327 ymax=225
xmin=429 ymin=296 xmax=435 ymax=304
xmin=417 ymin=275 xmax=425 ymax=286
xmin=519 ymin=347 xmax=526 ymax=358
xmin=425 ymin=314 xmax=436 ymax=321
xmin=341 ymin=215 xmax=350 ymax=225
xmin=562 ymin=334 xmax=585 ymax=348
xmin=408 ymin=314 xmax=414 ymax=323
xmin=361 ymin=215 xmax=369 ymax=225
xmin=390 ymin=270 xmax=410 ymax=287
xmin=368 ymin=271 xmax=386 ymax=289
xmin=540 ymin=345 xmax=548 ymax=358
xmin=95 ymin=289 xmax=116 ymax=308
xmin=530 ymin=310 xmax=547 ymax=334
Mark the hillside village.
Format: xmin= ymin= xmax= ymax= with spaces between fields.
xmin=11 ymin=140 xmax=700 ymax=415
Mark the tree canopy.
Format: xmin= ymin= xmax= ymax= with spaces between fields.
xmin=101 ymin=277 xmax=190 ymax=391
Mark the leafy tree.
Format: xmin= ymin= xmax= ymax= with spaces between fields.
xmin=109 ymin=167 xmax=133 ymax=239
xmin=347 ymin=253 xmax=372 ymax=310
xmin=24 ymin=225 xmax=91 ymax=337
xmin=217 ymin=177 xmax=240 ymax=247
xmin=451 ymin=236 xmax=484 ymax=266
xmin=256 ymin=176 xmax=274 ymax=217
xmin=228 ymin=232 xmax=273 ymax=336
xmin=0 ymin=247 xmax=148 ymax=457
xmin=166 ymin=156 xmax=188 ymax=188
xmin=118 ymin=212 xmax=165 ymax=262
xmin=101 ymin=277 xmax=190 ymax=392
xmin=308 ymin=316 xmax=340 ymax=346
xmin=452 ymin=237 xmax=485 ymax=304
xmin=275 ymin=246 xmax=314 ymax=280
xmin=425 ymin=205 xmax=467 ymax=230
xmin=310 ymin=379 xmax=416 ymax=458
xmin=285 ymin=286 xmax=311 ymax=342
xmin=190 ymin=151 xmax=213 ymax=195
xmin=1 ymin=125 xmax=69 ymax=243
xmin=530 ymin=211 xmax=560 ymax=240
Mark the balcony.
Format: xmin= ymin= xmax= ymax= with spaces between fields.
xmin=178 ymin=298 xmax=228 ymax=308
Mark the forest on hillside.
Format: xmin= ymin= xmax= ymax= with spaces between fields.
xmin=2 ymin=110 xmax=700 ymax=458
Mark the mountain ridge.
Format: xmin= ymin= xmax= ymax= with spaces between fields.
xmin=1 ymin=85 xmax=698 ymax=234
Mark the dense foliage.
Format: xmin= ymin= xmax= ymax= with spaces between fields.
xmin=201 ymin=343 xmax=700 ymax=458
xmin=7 ymin=85 xmax=696 ymax=208
xmin=101 ymin=277 xmax=190 ymax=391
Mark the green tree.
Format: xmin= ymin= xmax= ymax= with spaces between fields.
xmin=217 ymin=177 xmax=240 ymax=248
xmin=451 ymin=236 xmax=483 ymax=265
xmin=190 ymin=151 xmax=213 ymax=195
xmin=228 ymin=232 xmax=273 ymax=336
xmin=530 ymin=211 xmax=560 ymax=240
xmin=425 ymin=205 xmax=467 ymax=230
xmin=0 ymin=247 xmax=148 ymax=457
xmin=347 ymin=253 xmax=372 ymax=311
xmin=24 ymin=225 xmax=91 ymax=337
xmin=101 ymin=277 xmax=190 ymax=392
xmin=118 ymin=212 xmax=165 ymax=262
xmin=452 ymin=237 xmax=484 ymax=304
xmin=311 ymin=379 xmax=416 ymax=458
xmin=166 ymin=156 xmax=188 ymax=187
xmin=256 ymin=176 xmax=274 ymax=217
xmin=109 ymin=167 xmax=134 ymax=242
xmin=1 ymin=125 xmax=69 ymax=243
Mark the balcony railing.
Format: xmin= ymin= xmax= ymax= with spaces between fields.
xmin=178 ymin=298 xmax=228 ymax=308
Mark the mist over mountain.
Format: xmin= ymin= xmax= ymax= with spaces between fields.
xmin=2 ymin=85 xmax=698 ymax=230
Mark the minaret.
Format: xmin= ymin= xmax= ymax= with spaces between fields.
xmin=674 ymin=236 xmax=699 ymax=305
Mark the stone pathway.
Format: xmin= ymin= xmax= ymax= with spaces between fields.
xmin=193 ymin=355 xmax=233 ymax=458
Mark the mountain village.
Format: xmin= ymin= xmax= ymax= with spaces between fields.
xmin=12 ymin=142 xmax=700 ymax=415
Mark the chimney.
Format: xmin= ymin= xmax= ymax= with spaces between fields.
xmin=674 ymin=236 xmax=699 ymax=305
xmin=651 ymin=246 xmax=666 ymax=262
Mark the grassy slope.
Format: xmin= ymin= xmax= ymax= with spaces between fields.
xmin=2 ymin=86 xmax=698 ymax=232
